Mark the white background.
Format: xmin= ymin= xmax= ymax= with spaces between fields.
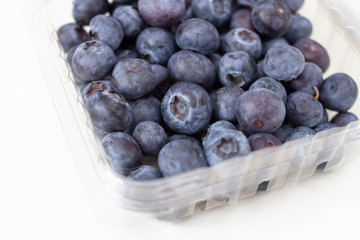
xmin=1 ymin=0 xmax=360 ymax=239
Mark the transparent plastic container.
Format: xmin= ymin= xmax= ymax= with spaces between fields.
xmin=26 ymin=0 xmax=360 ymax=222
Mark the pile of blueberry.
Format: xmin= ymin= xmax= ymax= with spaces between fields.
xmin=58 ymin=0 xmax=359 ymax=181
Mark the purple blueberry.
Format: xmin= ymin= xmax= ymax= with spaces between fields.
xmin=236 ymin=0 xmax=258 ymax=7
xmin=236 ymin=89 xmax=286 ymax=134
xmin=283 ymin=15 xmax=312 ymax=44
xmin=167 ymin=50 xmax=216 ymax=89
xmin=289 ymin=62 xmax=323 ymax=96
xmin=272 ymin=123 xmax=293 ymax=142
xmin=230 ymin=9 xmax=256 ymax=32
xmin=85 ymin=88 xmax=132 ymax=132
xmin=158 ymin=139 xmax=208 ymax=177
xmin=286 ymin=91 xmax=324 ymax=127
xmin=191 ymin=0 xmax=232 ymax=27
xmin=319 ymin=73 xmax=358 ymax=112
xmin=248 ymin=133 xmax=282 ymax=151
xmin=293 ymin=38 xmax=330 ymax=73
xmin=112 ymin=6 xmax=144 ymax=38
xmin=176 ymin=18 xmax=220 ymax=55
xmin=203 ymin=128 xmax=251 ymax=166
xmin=89 ymin=15 xmax=124 ymax=51
xmin=285 ymin=126 xmax=315 ymax=142
xmin=222 ymin=28 xmax=262 ymax=60
xmin=262 ymin=37 xmax=289 ymax=57
xmin=111 ymin=58 xmax=156 ymax=99
xmin=263 ymin=45 xmax=305 ymax=81
xmin=279 ymin=0 xmax=304 ymax=13
xmin=138 ymin=0 xmax=186 ymax=27
xmin=136 ymin=27 xmax=176 ymax=65
xmin=249 ymin=77 xmax=287 ymax=104
xmin=72 ymin=0 xmax=109 ymax=26
xmin=133 ymin=121 xmax=167 ymax=157
xmin=331 ymin=112 xmax=359 ymax=127
xmin=161 ymin=82 xmax=213 ymax=135
xmin=102 ymin=132 xmax=142 ymax=176
xmin=72 ymin=40 xmax=116 ymax=81
xmin=168 ymin=134 xmax=202 ymax=147
xmin=313 ymin=123 xmax=338 ymax=132
xmin=218 ymin=51 xmax=257 ymax=88
xmin=57 ymin=23 xmax=88 ymax=53
xmin=211 ymin=86 xmax=245 ymax=122
xmin=115 ymin=49 xmax=139 ymax=63
xmin=251 ymin=0 xmax=292 ymax=37
xmin=127 ymin=165 xmax=162 ymax=180
xmin=81 ymin=80 xmax=113 ymax=104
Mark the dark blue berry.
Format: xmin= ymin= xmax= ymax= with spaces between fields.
xmin=313 ymin=123 xmax=338 ymax=132
xmin=133 ymin=121 xmax=167 ymax=157
xmin=113 ymin=6 xmax=144 ymax=38
xmin=222 ymin=28 xmax=262 ymax=60
xmin=261 ymin=37 xmax=289 ymax=57
xmin=272 ymin=123 xmax=293 ymax=142
xmin=249 ymin=77 xmax=287 ymax=104
xmin=81 ymin=80 xmax=113 ymax=104
xmin=176 ymin=18 xmax=220 ymax=55
xmin=263 ymin=45 xmax=305 ymax=81
xmin=319 ymin=73 xmax=358 ymax=112
xmin=290 ymin=62 xmax=323 ymax=96
xmin=286 ymin=91 xmax=323 ymax=127
xmin=89 ymin=15 xmax=124 ymax=50
xmin=136 ymin=27 xmax=176 ymax=65
xmin=236 ymin=89 xmax=286 ymax=134
xmin=191 ymin=0 xmax=232 ymax=27
xmin=236 ymin=0 xmax=258 ymax=7
xmin=72 ymin=41 xmax=116 ymax=81
xmin=158 ymin=139 xmax=207 ymax=177
xmin=57 ymin=23 xmax=88 ymax=53
xmin=331 ymin=112 xmax=359 ymax=127
xmin=279 ymin=0 xmax=304 ymax=13
xmin=102 ymin=132 xmax=142 ymax=176
xmin=283 ymin=15 xmax=312 ymax=44
xmin=211 ymin=86 xmax=244 ymax=122
xmin=218 ymin=51 xmax=257 ymax=88
xmin=168 ymin=134 xmax=202 ymax=147
xmin=72 ymin=0 xmax=109 ymax=26
xmin=168 ymin=50 xmax=216 ymax=89
xmin=161 ymin=81 xmax=213 ymax=135
xmin=248 ymin=133 xmax=282 ymax=151
xmin=111 ymin=58 xmax=156 ymax=99
xmin=230 ymin=9 xmax=256 ymax=32
xmin=127 ymin=165 xmax=162 ymax=180
xmin=285 ymin=126 xmax=315 ymax=142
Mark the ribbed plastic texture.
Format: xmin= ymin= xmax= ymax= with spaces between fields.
xmin=27 ymin=0 xmax=360 ymax=222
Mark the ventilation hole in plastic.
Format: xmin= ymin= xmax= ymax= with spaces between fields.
xmin=257 ymin=181 xmax=270 ymax=192
xmin=316 ymin=162 xmax=328 ymax=172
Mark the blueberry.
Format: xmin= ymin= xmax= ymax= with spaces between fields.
xmin=138 ymin=0 xmax=186 ymax=27
xmin=320 ymin=108 xmax=329 ymax=124
xmin=235 ymin=0 xmax=258 ymax=7
xmin=249 ymin=77 xmax=287 ymax=104
xmin=151 ymin=64 xmax=168 ymax=86
xmin=319 ymin=73 xmax=358 ymax=112
xmin=331 ymin=112 xmax=359 ymax=127
xmin=286 ymin=91 xmax=324 ymax=127
xmin=203 ymin=128 xmax=250 ymax=166
xmin=94 ymin=126 xmax=110 ymax=140
xmin=285 ymin=126 xmax=315 ymax=142
xmin=72 ymin=41 xmax=116 ymax=81
xmin=256 ymin=59 xmax=266 ymax=78
xmin=128 ymin=95 xmax=162 ymax=133
xmin=161 ymin=81 xmax=213 ymax=135
xmin=102 ymin=132 xmax=142 ymax=176
xmin=248 ymin=133 xmax=282 ymax=151
xmin=202 ymin=121 xmax=238 ymax=145
xmin=57 ymin=23 xmax=88 ymax=53
xmin=293 ymin=38 xmax=330 ymax=73
xmin=66 ymin=44 xmax=88 ymax=88
xmin=251 ymin=0 xmax=292 ymax=37
xmin=283 ymin=15 xmax=312 ymax=44
xmin=89 ymin=15 xmax=124 ymax=51
xmin=127 ymin=165 xmax=162 ymax=180
xmin=114 ymin=49 xmax=139 ymax=63
xmin=279 ymin=0 xmax=304 ymax=13
xmin=176 ymin=18 xmax=220 ymax=55
xmin=191 ymin=0 xmax=232 ymax=27
xmin=86 ymin=89 xmax=132 ymax=132
xmin=158 ymin=139 xmax=208 ymax=177
xmin=263 ymin=45 xmax=305 ymax=81
xmin=81 ymin=80 xmax=113 ymax=104
xmin=218 ymin=51 xmax=257 ymax=88
xmin=261 ymin=37 xmax=289 ymax=57
xmin=112 ymin=6 xmax=144 ymax=38
xmin=236 ymin=88 xmax=286 ymax=134
xmin=72 ymin=0 xmax=109 ymax=26
xmin=230 ymin=9 xmax=256 ymax=32
xmin=272 ymin=123 xmax=293 ymax=142
xmin=313 ymin=123 xmax=338 ymax=132
xmin=168 ymin=134 xmax=202 ymax=147
xmin=136 ymin=27 xmax=176 ymax=65
xmin=111 ymin=58 xmax=157 ymax=99
xmin=289 ymin=62 xmax=323 ymax=96
xmin=222 ymin=28 xmax=262 ymax=60
xmin=168 ymin=50 xmax=216 ymax=89
xmin=133 ymin=121 xmax=167 ymax=157
xmin=211 ymin=86 xmax=245 ymax=122
xmin=208 ymin=53 xmax=222 ymax=74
